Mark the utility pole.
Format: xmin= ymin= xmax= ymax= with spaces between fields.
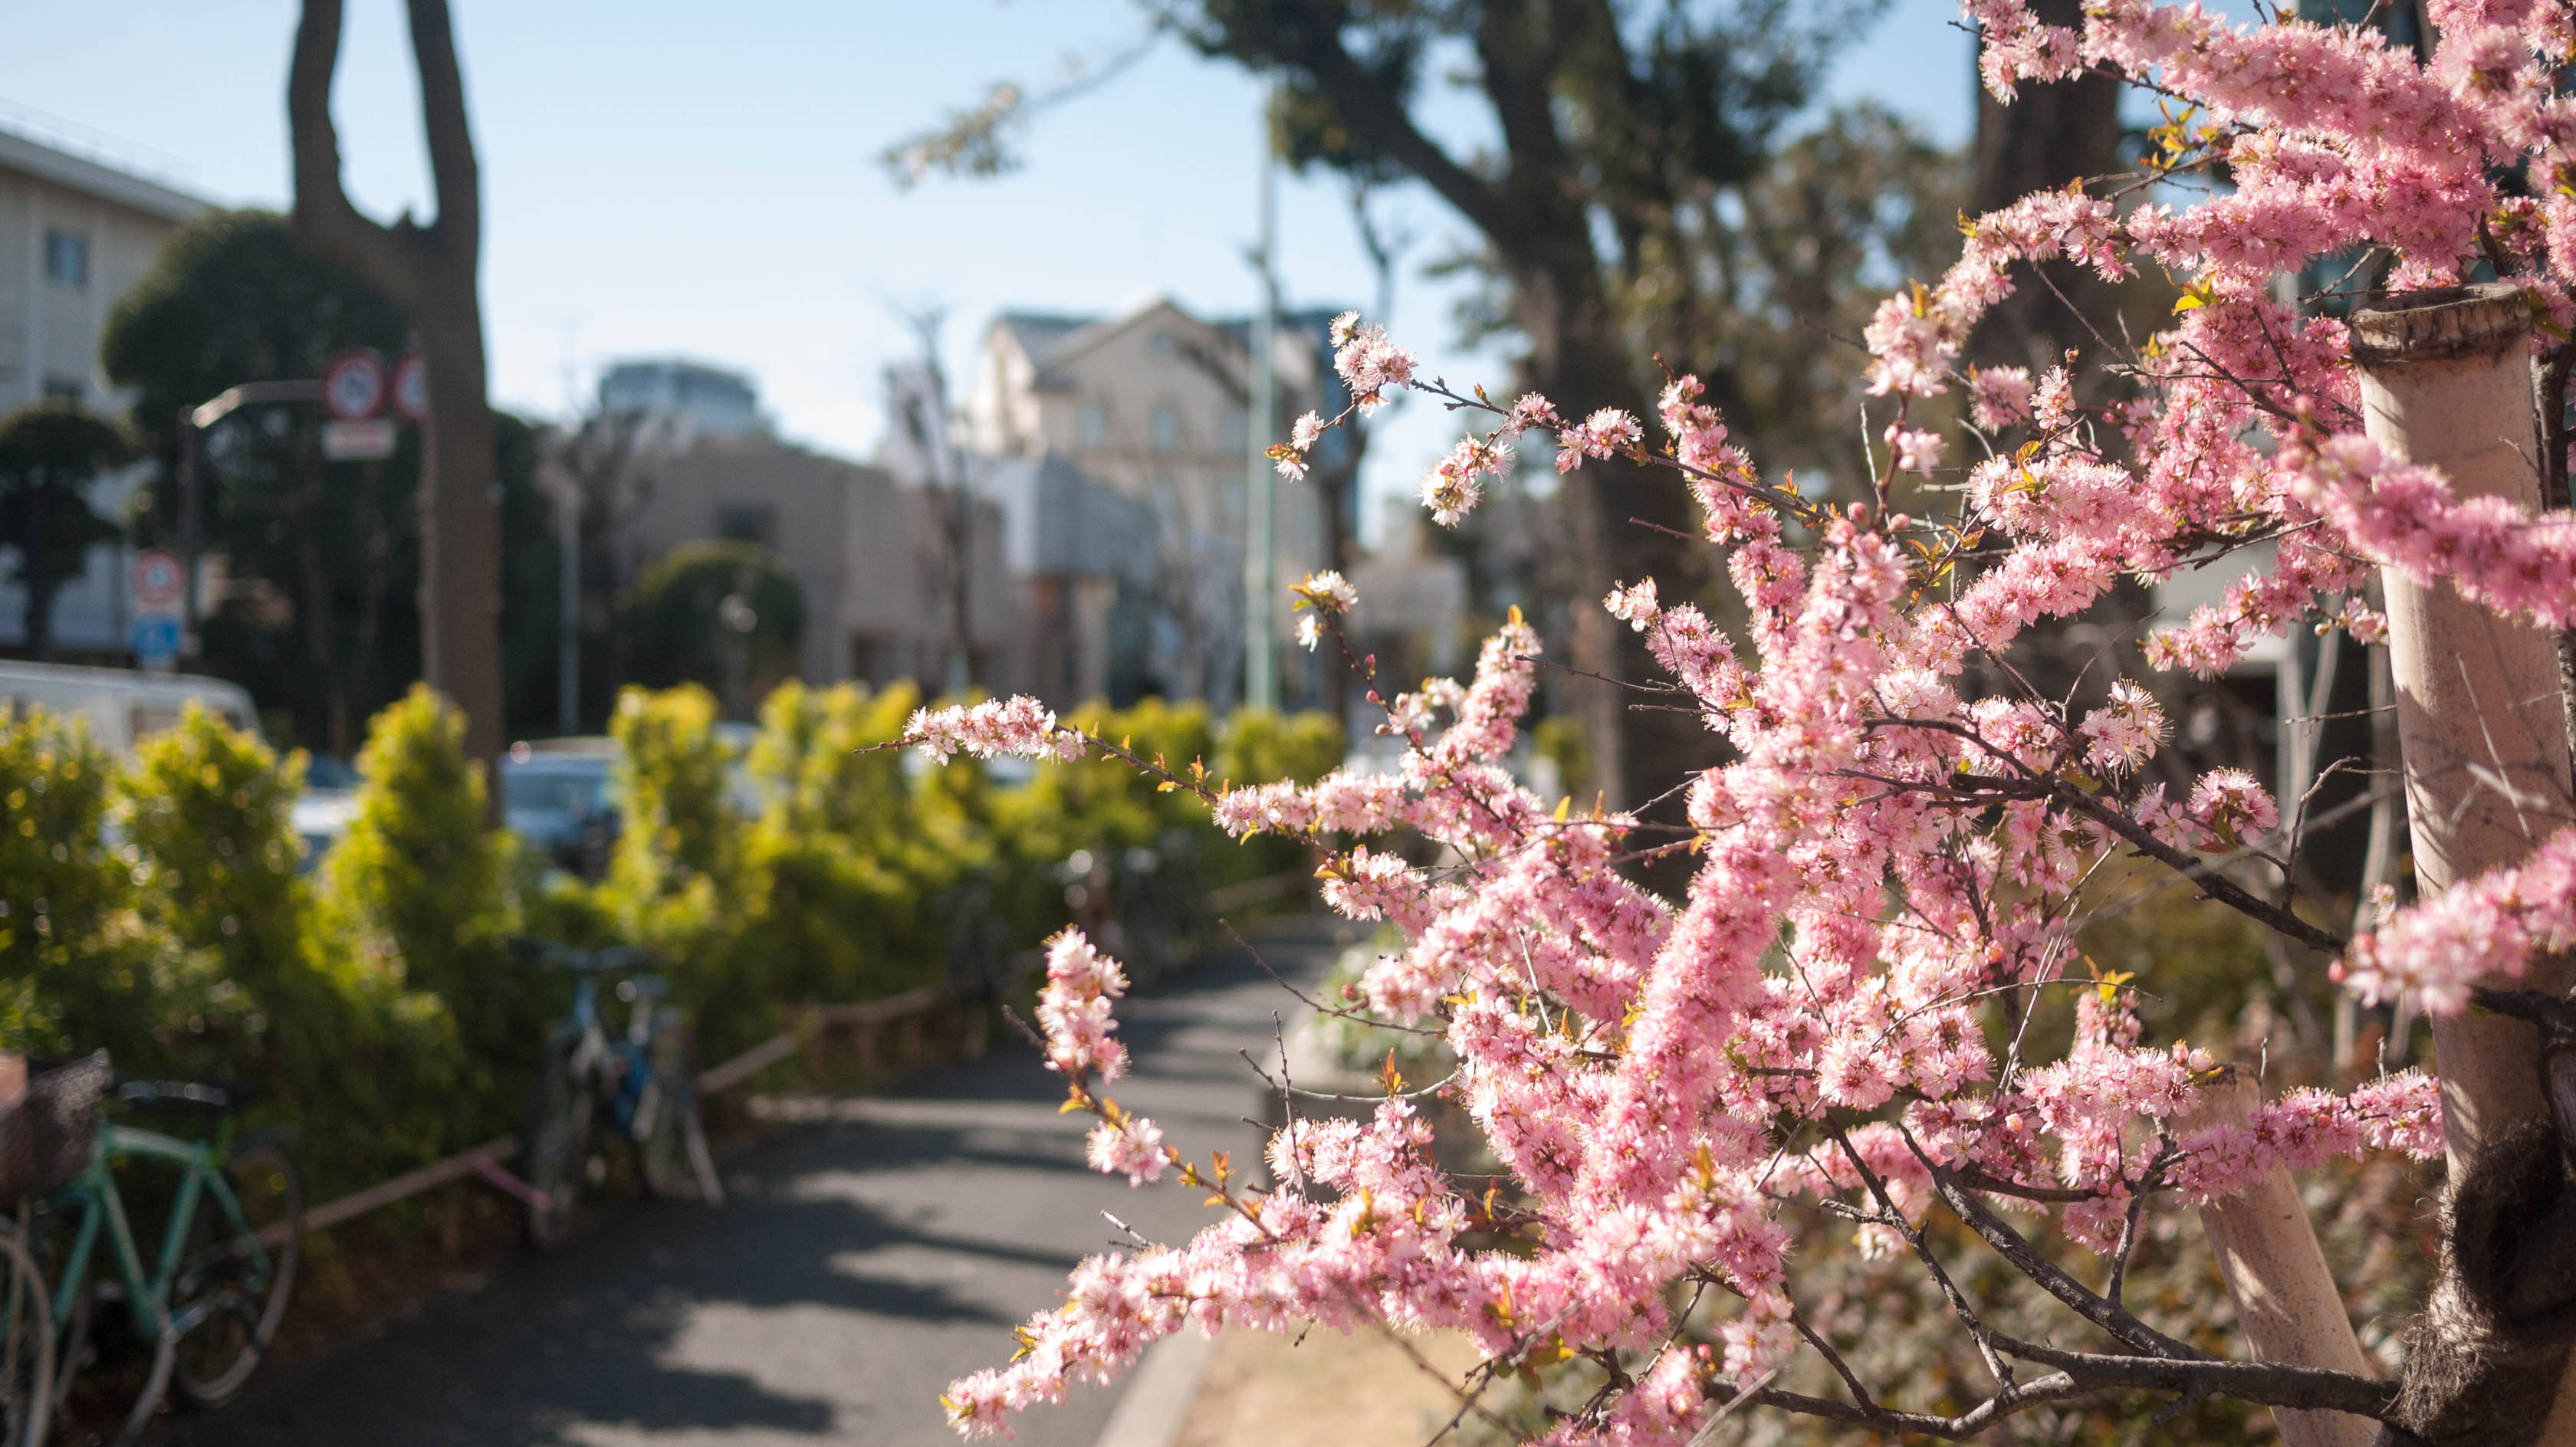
xmin=555 ymin=470 xmax=579 ymax=733
xmin=1242 ymin=93 xmax=1280 ymax=714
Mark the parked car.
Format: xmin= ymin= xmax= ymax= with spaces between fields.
xmin=0 ymin=659 xmax=261 ymax=754
xmin=503 ymin=738 xmax=623 ymax=879
xmin=290 ymin=753 xmax=363 ymax=871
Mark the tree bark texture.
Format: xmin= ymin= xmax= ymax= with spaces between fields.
xmin=288 ymin=0 xmax=504 ymax=778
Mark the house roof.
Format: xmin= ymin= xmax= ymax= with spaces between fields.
xmin=992 ymin=311 xmax=1095 ymax=369
xmin=0 ymin=126 xmax=204 ymax=224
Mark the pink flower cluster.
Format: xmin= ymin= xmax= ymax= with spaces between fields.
xmin=1034 ymin=929 xmax=1130 ymax=1081
xmin=2339 ymin=827 xmax=2576 ymax=1013
xmin=902 ymin=697 xmax=1086 ymax=763
xmin=946 ymin=2 xmax=2576 ymax=1436
xmin=1329 ymin=310 xmax=1418 ymax=413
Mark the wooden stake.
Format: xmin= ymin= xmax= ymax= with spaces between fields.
xmin=2185 ymin=1065 xmax=2378 ymax=1447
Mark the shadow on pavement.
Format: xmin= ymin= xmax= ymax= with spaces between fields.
xmin=156 ymin=915 xmax=1350 ymax=1447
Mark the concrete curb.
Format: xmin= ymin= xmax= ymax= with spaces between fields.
xmin=1092 ymin=1327 xmax=1216 ymax=1447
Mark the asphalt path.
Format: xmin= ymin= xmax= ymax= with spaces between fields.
xmin=163 ymin=916 xmax=1352 ymax=1447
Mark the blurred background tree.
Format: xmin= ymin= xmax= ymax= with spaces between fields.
xmin=0 ymin=405 xmax=130 ymax=661
xmin=623 ymin=540 xmax=806 ymax=720
xmin=102 ymin=208 xmax=563 ymax=754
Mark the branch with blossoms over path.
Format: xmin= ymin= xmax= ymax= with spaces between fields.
xmin=899 ymin=2 xmax=2576 ymax=1440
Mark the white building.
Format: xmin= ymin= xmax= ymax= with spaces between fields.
xmin=959 ymin=296 xmax=1334 ymax=709
xmin=0 ymin=120 xmax=205 ymax=656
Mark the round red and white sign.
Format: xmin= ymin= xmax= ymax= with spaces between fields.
xmin=392 ymin=353 xmax=428 ymax=422
xmin=131 ymin=548 xmax=184 ymax=610
xmin=324 ymin=349 xmax=386 ymax=421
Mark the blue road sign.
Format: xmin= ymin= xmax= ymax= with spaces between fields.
xmin=132 ymin=615 xmax=182 ymax=666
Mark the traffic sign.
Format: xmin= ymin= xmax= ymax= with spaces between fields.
xmin=392 ymin=353 xmax=428 ymax=422
xmin=323 ymin=349 xmax=386 ymax=420
xmin=322 ymin=418 xmax=398 ymax=461
xmin=131 ymin=615 xmax=181 ymax=668
xmin=131 ymin=548 xmax=184 ymax=611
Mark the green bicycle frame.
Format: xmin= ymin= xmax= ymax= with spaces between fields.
xmin=46 ymin=1116 xmax=274 ymax=1348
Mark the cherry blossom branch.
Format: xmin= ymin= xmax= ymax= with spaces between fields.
xmin=1904 ymin=1131 xmax=2205 ymax=1363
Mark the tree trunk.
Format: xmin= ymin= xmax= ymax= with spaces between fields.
xmin=23 ymin=485 xmax=56 ymax=661
xmin=1506 ymin=244 xmax=1712 ymax=843
xmin=288 ymin=0 xmax=504 ymax=786
xmin=1969 ymin=0 xmax=2124 ymax=376
xmin=411 ymin=295 xmax=502 ymax=763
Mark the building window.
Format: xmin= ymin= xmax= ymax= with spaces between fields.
xmin=1149 ymin=405 xmax=1178 ymax=452
xmin=41 ymin=377 xmax=83 ymax=405
xmin=1079 ymin=403 xmax=1107 ymax=449
xmin=1150 ymin=474 xmax=1180 ymax=533
xmin=715 ymin=503 xmax=776 ymax=548
xmin=1152 ymin=331 xmax=1175 ymax=356
xmin=1221 ymin=412 xmax=1247 ymax=454
xmin=42 ymin=228 xmax=88 ymax=288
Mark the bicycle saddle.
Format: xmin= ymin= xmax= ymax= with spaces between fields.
xmin=616 ymin=974 xmax=670 ymax=1002
xmin=117 ymin=1078 xmax=256 ymax=1114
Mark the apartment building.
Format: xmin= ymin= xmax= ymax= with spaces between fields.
xmin=0 ymin=120 xmax=204 ymax=655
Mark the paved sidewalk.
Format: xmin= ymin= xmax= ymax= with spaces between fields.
xmin=164 ymin=917 xmax=1351 ymax=1447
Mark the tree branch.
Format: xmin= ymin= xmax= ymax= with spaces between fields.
xmin=1741 ymin=1373 xmax=2092 ymax=1440
xmin=1904 ymin=1130 xmax=2206 ymax=1363
xmin=405 ymin=0 xmax=480 ymax=260
xmin=286 ymin=0 xmax=422 ymax=307
xmin=2056 ymin=779 xmax=2350 ymax=956
xmin=1991 ymin=1334 xmax=2397 ymax=1419
xmin=1278 ymin=9 xmax=1514 ymax=244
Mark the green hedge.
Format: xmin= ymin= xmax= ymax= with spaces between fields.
xmin=2 ymin=683 xmax=1335 ymax=1199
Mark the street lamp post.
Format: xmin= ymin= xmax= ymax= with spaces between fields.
xmin=1242 ymin=100 xmax=1280 ymax=714
xmin=176 ymin=378 xmax=326 ymax=659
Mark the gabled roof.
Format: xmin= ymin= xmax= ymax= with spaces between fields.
xmin=992 ymin=312 xmax=1095 ymax=369
xmin=1038 ymin=297 xmax=1233 ymax=377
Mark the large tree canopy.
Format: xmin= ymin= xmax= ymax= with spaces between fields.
xmin=104 ymin=208 xmax=559 ymax=754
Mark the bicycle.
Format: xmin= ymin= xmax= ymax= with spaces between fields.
xmin=25 ymin=1056 xmax=301 ymax=1447
xmin=515 ymin=940 xmax=723 ymax=1251
xmin=0 ymin=1051 xmax=95 ymax=1447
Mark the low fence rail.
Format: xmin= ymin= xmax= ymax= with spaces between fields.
xmin=278 ymin=868 xmax=1309 ymax=1244
xmin=281 ymin=987 xmax=959 ymax=1244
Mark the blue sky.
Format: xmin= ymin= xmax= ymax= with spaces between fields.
xmin=0 ymin=1 xmax=1972 ymax=535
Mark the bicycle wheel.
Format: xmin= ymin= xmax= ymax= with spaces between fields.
xmin=0 ymin=1218 xmax=54 ymax=1447
xmin=522 ymin=1035 xmax=594 ymax=1251
xmin=36 ymin=1210 xmax=172 ymax=1447
xmin=57 ymin=1289 xmax=171 ymax=1447
xmin=169 ymin=1140 xmax=301 ymax=1409
xmin=637 ymin=1016 xmax=721 ymax=1206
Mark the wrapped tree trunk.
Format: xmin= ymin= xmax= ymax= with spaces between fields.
xmin=2351 ymin=284 xmax=2576 ymax=1444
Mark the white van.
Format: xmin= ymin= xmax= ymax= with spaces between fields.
xmin=0 ymin=660 xmax=264 ymax=756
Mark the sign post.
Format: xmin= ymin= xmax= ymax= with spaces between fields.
xmin=130 ymin=546 xmax=186 ymax=672
xmin=322 ymin=349 xmax=396 ymax=462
